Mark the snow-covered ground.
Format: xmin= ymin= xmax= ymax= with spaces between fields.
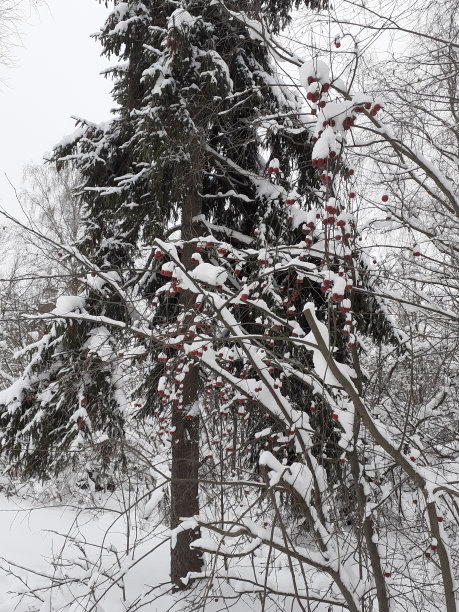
xmin=0 ymin=490 xmax=271 ymax=612
xmin=0 ymin=489 xmax=329 ymax=612
xmin=0 ymin=491 xmax=173 ymax=612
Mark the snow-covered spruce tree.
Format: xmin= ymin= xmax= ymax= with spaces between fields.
xmin=78 ymin=0 xmax=375 ymax=590
xmin=0 ymin=163 xmax=127 ymax=482
xmin=0 ymin=0 xmax=324 ymax=587
xmin=1 ymin=0 xmax=397 ymax=603
xmin=95 ymin=1 xmax=393 ymax=595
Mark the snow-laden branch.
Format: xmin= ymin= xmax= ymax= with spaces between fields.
xmin=303 ymin=302 xmax=458 ymax=612
xmin=179 ymin=515 xmax=361 ymax=612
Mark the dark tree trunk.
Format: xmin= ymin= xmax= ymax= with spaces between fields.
xmin=170 ymin=370 xmax=202 ymax=588
xmin=170 ymin=138 xmax=204 ymax=589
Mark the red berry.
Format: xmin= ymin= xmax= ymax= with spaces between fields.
xmin=349 ymin=192 xmax=355 ymax=199
xmin=382 ymin=194 xmax=388 ymax=202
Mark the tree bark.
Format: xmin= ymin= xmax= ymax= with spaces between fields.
xmin=170 ymin=139 xmax=204 ymax=589
xmin=170 ymin=370 xmax=203 ymax=588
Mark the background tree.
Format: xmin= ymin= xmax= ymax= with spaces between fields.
xmin=0 ymin=166 xmax=84 ymax=389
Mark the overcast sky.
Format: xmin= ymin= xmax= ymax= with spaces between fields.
xmin=0 ymin=0 xmax=112 ymax=216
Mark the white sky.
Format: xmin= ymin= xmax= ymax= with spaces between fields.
xmin=0 ymin=0 xmax=112 ymax=216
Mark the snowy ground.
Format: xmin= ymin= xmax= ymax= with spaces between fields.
xmin=0 ymin=487 xmax=340 ymax=612
xmin=0 ymin=491 xmax=174 ymax=612
xmin=0 ymin=491 xmax=270 ymax=612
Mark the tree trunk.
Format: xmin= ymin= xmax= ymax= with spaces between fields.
xmin=170 ymin=138 xmax=204 ymax=589
xmin=170 ymin=371 xmax=202 ymax=588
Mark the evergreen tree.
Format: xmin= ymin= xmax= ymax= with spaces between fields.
xmin=0 ymin=0 xmax=396 ymax=596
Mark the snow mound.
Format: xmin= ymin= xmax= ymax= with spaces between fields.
xmin=52 ymin=296 xmax=85 ymax=315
